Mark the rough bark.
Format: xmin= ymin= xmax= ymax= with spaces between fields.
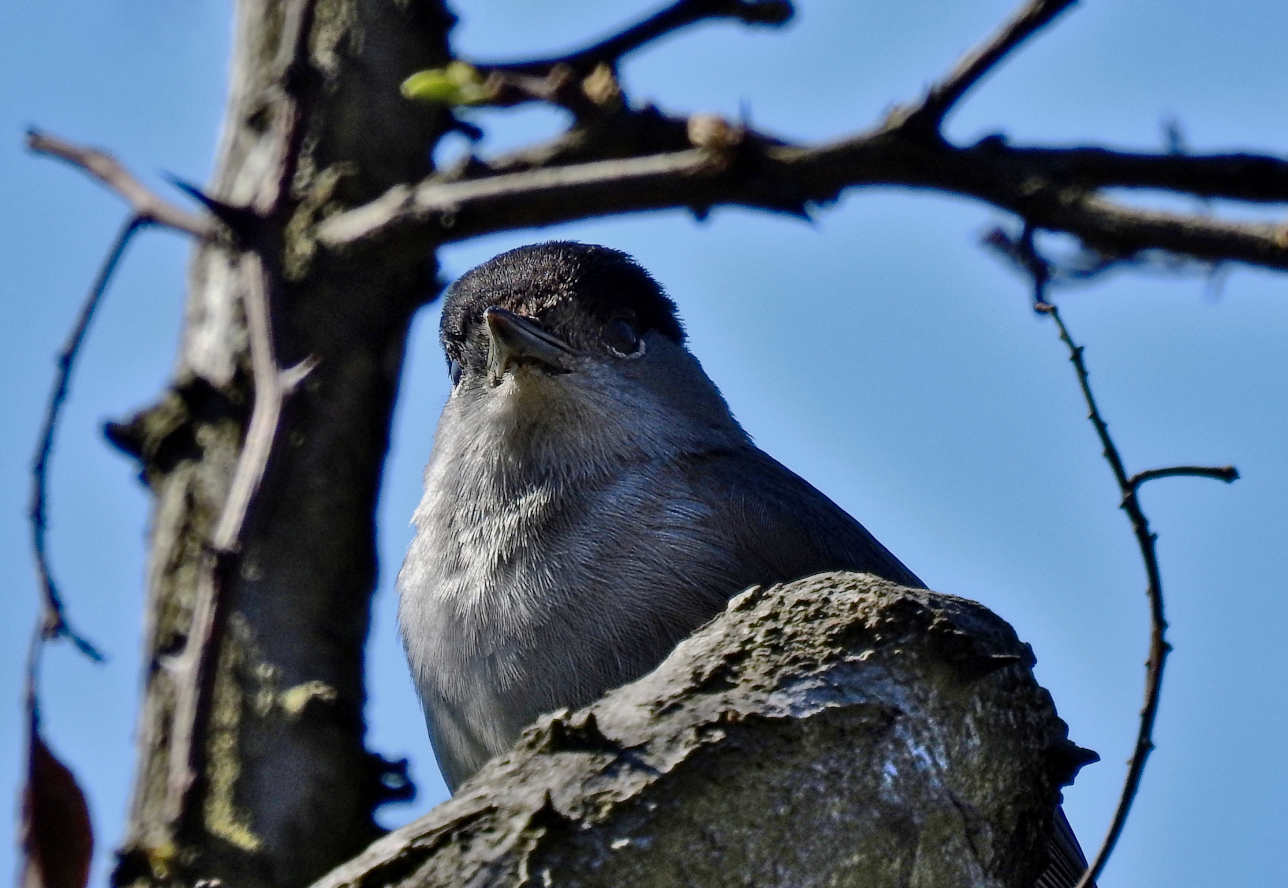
xmin=308 ymin=572 xmax=1093 ymax=888
xmin=109 ymin=2 xmax=455 ymax=887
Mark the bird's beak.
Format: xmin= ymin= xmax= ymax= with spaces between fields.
xmin=485 ymin=307 xmax=575 ymax=385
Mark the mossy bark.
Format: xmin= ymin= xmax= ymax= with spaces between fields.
xmin=111 ymin=2 xmax=454 ymax=886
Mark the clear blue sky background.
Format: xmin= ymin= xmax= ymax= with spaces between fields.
xmin=2 ymin=0 xmax=1285 ymax=884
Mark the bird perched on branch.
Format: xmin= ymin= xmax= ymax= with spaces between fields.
xmin=398 ymin=242 xmax=1091 ymax=887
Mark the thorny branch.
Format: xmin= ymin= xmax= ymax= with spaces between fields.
xmin=26 ymin=130 xmax=216 ymax=239
xmin=26 ymin=219 xmax=145 ymax=663
xmin=161 ymin=0 xmax=320 ymax=832
xmin=24 ymin=0 xmax=321 ymax=837
xmin=320 ymin=0 xmax=1288 ymax=273
xmin=992 ymin=225 xmax=1238 ymax=887
xmin=24 ymin=130 xmax=224 ymax=662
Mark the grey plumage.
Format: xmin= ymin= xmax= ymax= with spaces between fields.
xmin=398 ymin=242 xmax=1091 ymax=886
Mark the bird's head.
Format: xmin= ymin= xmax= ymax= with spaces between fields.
xmin=434 ymin=243 xmax=746 ymax=472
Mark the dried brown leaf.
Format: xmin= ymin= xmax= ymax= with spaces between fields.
xmin=21 ymin=722 xmax=93 ymax=888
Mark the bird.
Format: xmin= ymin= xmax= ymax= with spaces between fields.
xmin=397 ymin=241 xmax=1091 ymax=887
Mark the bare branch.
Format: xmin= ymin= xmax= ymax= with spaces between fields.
xmin=317 ymin=121 xmax=1288 ymax=272
xmin=162 ymin=3 xmax=325 ymax=828
xmin=26 ymin=219 xmax=149 ymax=663
xmin=164 ymin=248 xmax=317 ymax=824
xmin=1039 ymin=304 xmax=1169 ymax=888
xmin=999 ymin=144 xmax=1288 ymax=203
xmin=1129 ymin=465 xmax=1239 ymax=489
xmin=986 ymin=213 xmax=1242 ymax=888
xmin=1031 ymin=298 xmax=1239 ymax=888
xmin=26 ymin=130 xmax=216 ymax=239
xmin=991 ymin=228 xmax=1241 ymax=886
xmin=486 ymin=0 xmax=793 ymax=77
xmin=905 ymin=0 xmax=1078 ymax=131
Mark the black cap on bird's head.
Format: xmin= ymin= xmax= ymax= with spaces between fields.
xmin=440 ymin=243 xmax=686 ymax=385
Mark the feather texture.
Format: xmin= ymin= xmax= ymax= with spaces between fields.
xmin=398 ymin=243 xmax=1092 ymax=887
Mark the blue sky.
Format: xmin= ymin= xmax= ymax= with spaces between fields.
xmin=2 ymin=1 xmax=1286 ymax=885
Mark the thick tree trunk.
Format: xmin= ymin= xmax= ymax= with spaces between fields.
xmin=109 ymin=3 xmax=454 ymax=887
xmin=307 ymin=573 xmax=1094 ymax=888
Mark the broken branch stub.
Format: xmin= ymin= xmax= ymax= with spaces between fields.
xmin=311 ymin=571 xmax=1094 ymax=888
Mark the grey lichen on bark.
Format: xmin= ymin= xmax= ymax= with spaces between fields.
xmin=110 ymin=1 xmax=457 ymax=887
xmin=311 ymin=572 xmax=1093 ymax=888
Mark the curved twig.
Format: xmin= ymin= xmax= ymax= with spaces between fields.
xmin=1040 ymin=304 xmax=1168 ymax=888
xmin=1039 ymin=301 xmax=1239 ymax=887
xmin=27 ymin=217 xmax=149 ymax=663
xmin=992 ymin=225 xmax=1239 ymax=886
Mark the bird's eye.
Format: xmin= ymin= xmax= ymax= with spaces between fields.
xmin=604 ymin=318 xmax=642 ymax=356
xmin=447 ymin=357 xmax=462 ymax=385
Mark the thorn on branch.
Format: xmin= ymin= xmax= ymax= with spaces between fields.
xmin=166 ymin=177 xmax=263 ymax=243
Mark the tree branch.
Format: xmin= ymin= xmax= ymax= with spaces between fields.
xmin=163 ymin=0 xmax=323 ymax=831
xmin=164 ymin=248 xmax=316 ymax=826
xmin=904 ymin=0 xmax=1078 ymax=131
xmin=27 ymin=218 xmax=148 ymax=663
xmin=985 ymin=225 xmax=1239 ymax=886
xmin=26 ymin=130 xmax=216 ymax=239
xmin=1129 ymin=465 xmax=1239 ymax=490
xmin=317 ymin=121 xmax=1288 ymax=272
xmin=331 ymin=0 xmax=1288 ymax=272
xmin=999 ymin=144 xmax=1288 ymax=202
xmin=1040 ymin=303 xmax=1170 ymax=888
xmin=485 ymin=0 xmax=793 ymax=77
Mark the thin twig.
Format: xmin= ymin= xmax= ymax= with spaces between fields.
xmin=907 ymin=0 xmax=1077 ymax=131
xmin=26 ymin=130 xmax=216 ymax=239
xmin=1040 ymin=303 xmax=1171 ymax=888
xmin=487 ymin=0 xmax=793 ymax=77
xmin=1129 ymin=465 xmax=1239 ymax=489
xmin=1008 ymin=226 xmax=1238 ymax=885
xmin=27 ymin=218 xmax=149 ymax=663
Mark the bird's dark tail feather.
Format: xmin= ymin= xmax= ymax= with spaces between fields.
xmin=1036 ymin=807 xmax=1095 ymax=888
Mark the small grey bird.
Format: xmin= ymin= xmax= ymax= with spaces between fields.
xmin=398 ymin=242 xmax=1091 ymax=887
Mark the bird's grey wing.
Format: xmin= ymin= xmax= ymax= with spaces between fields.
xmin=675 ymin=445 xmax=925 ymax=592
xmin=680 ymin=448 xmax=1093 ymax=888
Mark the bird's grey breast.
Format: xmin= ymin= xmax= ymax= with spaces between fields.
xmin=397 ymin=403 xmax=747 ymax=785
